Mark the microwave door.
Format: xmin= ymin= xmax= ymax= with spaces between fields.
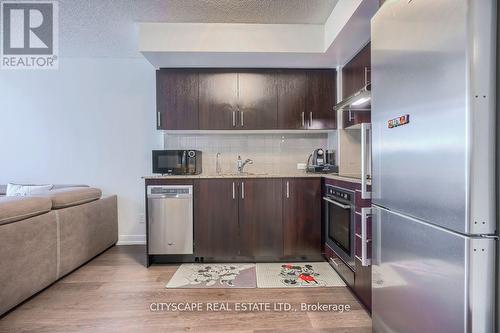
xmin=153 ymin=150 xmax=182 ymax=174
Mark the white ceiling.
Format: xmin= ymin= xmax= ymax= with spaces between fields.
xmin=59 ymin=0 xmax=339 ymax=58
xmin=136 ymin=0 xmax=340 ymax=24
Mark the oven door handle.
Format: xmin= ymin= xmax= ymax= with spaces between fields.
xmin=322 ymin=197 xmax=351 ymax=209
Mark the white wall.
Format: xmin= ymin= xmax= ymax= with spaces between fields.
xmin=0 ymin=57 xmax=161 ymax=244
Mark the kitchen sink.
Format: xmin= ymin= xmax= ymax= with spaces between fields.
xmin=221 ymin=172 xmax=269 ymax=177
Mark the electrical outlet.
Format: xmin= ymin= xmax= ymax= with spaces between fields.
xmin=297 ymin=163 xmax=307 ymax=170
xmin=139 ymin=213 xmax=145 ymax=224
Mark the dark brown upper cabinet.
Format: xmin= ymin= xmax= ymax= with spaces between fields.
xmin=342 ymin=109 xmax=371 ymax=129
xmin=238 ymin=71 xmax=278 ymax=130
xmin=277 ymin=70 xmax=307 ymax=129
xmin=156 ymin=68 xmax=337 ymax=131
xmin=342 ymin=43 xmax=371 ymax=99
xmin=238 ymin=178 xmax=283 ymax=257
xmin=283 ymin=178 xmax=322 ymax=257
xmin=194 ymin=179 xmax=240 ymax=257
xmin=306 ymin=69 xmax=337 ymax=129
xmin=341 ymin=43 xmax=371 ymax=128
xmin=199 ymin=71 xmax=239 ymax=130
xmin=156 ymin=69 xmax=199 ymax=130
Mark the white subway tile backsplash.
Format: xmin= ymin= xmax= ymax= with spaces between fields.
xmin=163 ymin=132 xmax=333 ymax=175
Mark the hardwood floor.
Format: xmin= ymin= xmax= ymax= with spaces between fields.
xmin=0 ymin=246 xmax=372 ymax=333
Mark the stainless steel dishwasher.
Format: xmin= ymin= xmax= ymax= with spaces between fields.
xmin=147 ymin=185 xmax=193 ymax=255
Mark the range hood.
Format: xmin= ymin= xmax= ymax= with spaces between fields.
xmin=334 ymin=83 xmax=371 ymax=111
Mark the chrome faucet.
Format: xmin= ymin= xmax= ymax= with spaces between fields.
xmin=216 ymin=153 xmax=222 ymax=175
xmin=237 ymin=155 xmax=253 ymax=174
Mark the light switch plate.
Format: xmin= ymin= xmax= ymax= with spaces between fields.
xmin=297 ymin=163 xmax=307 ymax=170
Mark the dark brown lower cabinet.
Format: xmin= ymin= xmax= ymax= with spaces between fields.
xmin=283 ymin=178 xmax=322 ymax=257
xmin=194 ymin=179 xmax=239 ymax=257
xmin=194 ymin=177 xmax=322 ymax=260
xmin=354 ymin=259 xmax=372 ymax=311
xmin=238 ymin=179 xmax=283 ymax=257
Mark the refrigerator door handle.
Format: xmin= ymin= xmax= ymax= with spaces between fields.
xmin=361 ymin=123 xmax=371 ymax=199
xmin=360 ymin=207 xmax=372 ymax=266
xmin=371 ymin=206 xmax=381 ymax=266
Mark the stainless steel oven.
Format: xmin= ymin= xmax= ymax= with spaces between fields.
xmin=323 ymin=185 xmax=356 ymax=271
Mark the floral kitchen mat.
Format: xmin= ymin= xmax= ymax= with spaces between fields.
xmin=256 ymin=262 xmax=346 ymax=288
xmin=166 ymin=263 xmax=257 ymax=288
xmin=166 ymin=262 xmax=345 ymax=289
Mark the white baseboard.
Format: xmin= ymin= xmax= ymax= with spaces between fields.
xmin=117 ymin=234 xmax=146 ymax=245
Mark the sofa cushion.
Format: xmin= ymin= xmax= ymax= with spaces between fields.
xmin=6 ymin=183 xmax=54 ymax=196
xmin=0 ymin=184 xmax=89 ymax=196
xmin=39 ymin=187 xmax=102 ymax=209
xmin=0 ymin=196 xmax=53 ymax=225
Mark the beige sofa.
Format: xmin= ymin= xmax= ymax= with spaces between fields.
xmin=0 ymin=187 xmax=118 ymax=316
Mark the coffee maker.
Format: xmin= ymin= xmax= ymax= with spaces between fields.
xmin=312 ymin=149 xmax=325 ymax=166
xmin=307 ymin=149 xmax=338 ymax=173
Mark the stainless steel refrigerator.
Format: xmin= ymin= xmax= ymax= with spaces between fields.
xmin=370 ymin=1 xmax=497 ymax=332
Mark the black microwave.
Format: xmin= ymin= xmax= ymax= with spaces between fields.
xmin=152 ymin=150 xmax=202 ymax=175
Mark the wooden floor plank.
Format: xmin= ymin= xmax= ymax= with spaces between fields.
xmin=0 ymin=245 xmax=372 ymax=333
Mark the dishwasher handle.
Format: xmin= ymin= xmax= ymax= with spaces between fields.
xmin=147 ymin=185 xmax=193 ymax=198
xmin=148 ymin=194 xmax=192 ymax=199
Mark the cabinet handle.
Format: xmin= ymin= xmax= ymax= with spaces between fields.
xmin=329 ymin=257 xmax=340 ymax=267
xmin=157 ymin=112 xmax=161 ymax=128
xmin=301 ymin=112 xmax=305 ymax=127
xmin=309 ymin=112 xmax=313 ymax=127
xmin=240 ymin=110 xmax=244 ymax=127
xmin=286 ymin=181 xmax=289 ymax=198
xmin=232 ymin=110 xmax=236 ymax=127
xmin=241 ymin=182 xmax=245 ymax=199
xmin=232 ymin=182 xmax=235 ymax=199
